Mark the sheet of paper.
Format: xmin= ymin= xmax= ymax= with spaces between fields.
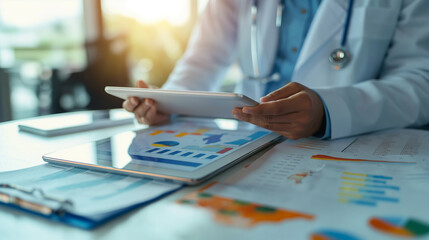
xmin=342 ymin=128 xmax=429 ymax=157
xmin=0 ymin=164 xmax=182 ymax=216
xmin=282 ymin=128 xmax=429 ymax=158
xmin=202 ymin=140 xmax=429 ymax=239
xmin=281 ymin=136 xmax=357 ymax=152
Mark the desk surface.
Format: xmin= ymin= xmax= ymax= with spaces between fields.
xmin=0 ymin=111 xmax=280 ymax=240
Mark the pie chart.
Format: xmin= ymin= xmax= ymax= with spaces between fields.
xmin=310 ymin=229 xmax=361 ymax=240
xmin=152 ymin=141 xmax=179 ymax=147
xmin=369 ymin=216 xmax=429 ymax=238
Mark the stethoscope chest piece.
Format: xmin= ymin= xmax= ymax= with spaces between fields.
xmin=329 ymin=48 xmax=350 ymax=70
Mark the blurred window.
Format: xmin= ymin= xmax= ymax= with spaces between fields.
xmin=102 ymin=0 xmax=240 ymax=90
xmin=0 ymin=0 xmax=85 ymax=120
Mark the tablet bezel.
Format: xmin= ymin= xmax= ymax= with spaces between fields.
xmin=105 ymin=86 xmax=258 ymax=119
xmin=42 ymin=118 xmax=281 ymax=185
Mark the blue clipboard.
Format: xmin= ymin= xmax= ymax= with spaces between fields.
xmin=0 ymin=184 xmax=181 ymax=229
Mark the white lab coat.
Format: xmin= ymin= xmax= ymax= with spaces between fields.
xmin=163 ymin=0 xmax=429 ymax=139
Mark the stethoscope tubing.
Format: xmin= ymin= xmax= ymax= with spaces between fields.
xmin=249 ymin=0 xmax=354 ymax=80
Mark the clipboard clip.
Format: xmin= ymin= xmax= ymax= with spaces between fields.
xmin=0 ymin=183 xmax=73 ymax=216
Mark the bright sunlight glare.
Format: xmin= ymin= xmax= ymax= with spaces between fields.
xmin=103 ymin=0 xmax=190 ymax=26
xmin=0 ymin=0 xmax=81 ymax=28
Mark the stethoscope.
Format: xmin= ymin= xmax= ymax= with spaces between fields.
xmin=248 ymin=0 xmax=354 ymax=83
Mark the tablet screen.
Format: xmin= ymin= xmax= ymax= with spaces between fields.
xmin=94 ymin=118 xmax=270 ymax=172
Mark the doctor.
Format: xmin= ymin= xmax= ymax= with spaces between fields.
xmin=123 ymin=0 xmax=429 ymax=140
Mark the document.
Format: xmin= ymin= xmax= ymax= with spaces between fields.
xmin=194 ymin=130 xmax=429 ymax=239
xmin=284 ymin=128 xmax=429 ymax=157
xmin=0 ymin=164 xmax=182 ymax=216
xmin=207 ymin=144 xmax=428 ymax=214
xmin=342 ymin=128 xmax=429 ymax=157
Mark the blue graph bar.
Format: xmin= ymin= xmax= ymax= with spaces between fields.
xmin=193 ymin=153 xmax=205 ymax=158
xmin=158 ymin=149 xmax=170 ymax=154
xmin=346 ymin=199 xmax=377 ymax=207
xmin=169 ymin=151 xmax=181 ymax=155
xmin=366 ymin=184 xmax=400 ymax=191
xmin=368 ymin=174 xmax=393 ymax=180
xmin=181 ymin=152 xmax=193 ymax=157
xmin=365 ymin=179 xmax=387 ymax=184
xmin=206 ymin=155 xmax=217 ymax=160
xmin=146 ymin=148 xmax=160 ymax=153
xmin=366 ymin=195 xmax=399 ymax=203
xmin=130 ymin=154 xmax=201 ymax=167
xmin=358 ymin=189 xmax=385 ymax=195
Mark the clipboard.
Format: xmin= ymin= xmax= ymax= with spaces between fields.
xmin=0 ymin=182 xmax=181 ymax=229
xmin=0 ymin=165 xmax=183 ymax=230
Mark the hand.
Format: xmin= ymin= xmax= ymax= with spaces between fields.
xmin=232 ymin=82 xmax=325 ymax=140
xmin=122 ymin=80 xmax=170 ymax=125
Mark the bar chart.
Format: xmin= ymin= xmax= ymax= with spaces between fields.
xmin=338 ymin=172 xmax=400 ymax=207
xmin=126 ymin=121 xmax=270 ymax=171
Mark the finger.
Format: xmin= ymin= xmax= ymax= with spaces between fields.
xmin=232 ymin=110 xmax=293 ymax=131
xmin=244 ymin=90 xmax=313 ymax=115
xmin=261 ymin=82 xmax=304 ymax=102
xmin=135 ymin=112 xmax=145 ymax=124
xmin=122 ymin=97 xmax=140 ymax=112
xmin=242 ymin=96 xmax=302 ymax=116
xmin=134 ymin=99 xmax=152 ymax=119
xmin=145 ymin=103 xmax=170 ymax=125
xmin=241 ymin=118 xmax=294 ymax=132
xmin=137 ymin=80 xmax=149 ymax=88
xmin=233 ymin=110 xmax=303 ymax=124
xmin=144 ymin=99 xmax=159 ymax=124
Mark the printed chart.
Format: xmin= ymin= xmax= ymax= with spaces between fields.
xmin=369 ymin=216 xmax=429 ymax=238
xmin=178 ymin=183 xmax=314 ymax=228
xmin=310 ymin=229 xmax=362 ymax=240
xmin=311 ymin=155 xmax=416 ymax=165
xmin=126 ymin=122 xmax=270 ymax=171
xmin=338 ymin=172 xmax=400 ymax=207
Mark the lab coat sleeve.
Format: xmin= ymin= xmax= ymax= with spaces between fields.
xmin=314 ymin=0 xmax=429 ymax=139
xmin=162 ymin=0 xmax=239 ymax=91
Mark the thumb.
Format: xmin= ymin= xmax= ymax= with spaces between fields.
xmin=137 ymin=80 xmax=149 ymax=88
xmin=260 ymin=82 xmax=303 ymax=102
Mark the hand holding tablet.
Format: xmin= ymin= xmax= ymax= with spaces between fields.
xmin=120 ymin=80 xmax=170 ymax=125
xmin=106 ymin=81 xmax=259 ymax=120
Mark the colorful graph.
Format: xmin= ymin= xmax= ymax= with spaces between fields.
xmin=144 ymin=148 xmax=220 ymax=161
xmin=369 ymin=216 xmax=429 ymax=238
xmin=311 ymin=154 xmax=416 ymax=164
xmin=203 ymin=134 xmax=223 ymax=144
xmin=177 ymin=183 xmax=314 ymax=228
xmin=149 ymin=130 xmax=176 ymax=136
xmin=132 ymin=125 xmax=270 ymax=170
xmin=152 ymin=141 xmax=179 ymax=147
xmin=339 ymin=172 xmax=399 ymax=207
xmin=288 ymin=171 xmax=313 ymax=184
xmin=225 ymin=131 xmax=268 ymax=146
xmin=292 ymin=140 xmax=331 ymax=151
xmin=183 ymin=145 xmax=232 ymax=154
xmin=310 ymin=229 xmax=361 ymax=240
xmin=149 ymin=128 xmax=210 ymax=137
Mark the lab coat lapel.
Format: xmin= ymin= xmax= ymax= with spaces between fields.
xmin=293 ymin=0 xmax=348 ymax=79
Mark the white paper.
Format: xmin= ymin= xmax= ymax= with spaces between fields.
xmin=342 ymin=128 xmax=429 ymax=157
xmin=204 ymin=140 xmax=429 ymax=239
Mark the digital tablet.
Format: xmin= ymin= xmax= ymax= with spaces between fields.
xmin=18 ymin=109 xmax=134 ymax=137
xmin=105 ymin=86 xmax=258 ymax=119
xmin=43 ymin=117 xmax=281 ymax=185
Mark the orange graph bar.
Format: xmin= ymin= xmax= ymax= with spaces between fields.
xmin=311 ymin=155 xmax=415 ymax=164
